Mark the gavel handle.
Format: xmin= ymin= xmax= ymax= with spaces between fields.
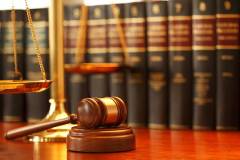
xmin=5 ymin=114 xmax=77 ymax=140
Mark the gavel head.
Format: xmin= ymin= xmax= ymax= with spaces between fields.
xmin=77 ymin=97 xmax=127 ymax=128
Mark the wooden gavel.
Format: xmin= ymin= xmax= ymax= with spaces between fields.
xmin=5 ymin=97 xmax=127 ymax=140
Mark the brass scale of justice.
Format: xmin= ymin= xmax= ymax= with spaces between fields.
xmin=3 ymin=1 xmax=135 ymax=153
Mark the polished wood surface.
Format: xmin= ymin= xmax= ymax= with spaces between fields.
xmin=1 ymin=122 xmax=240 ymax=160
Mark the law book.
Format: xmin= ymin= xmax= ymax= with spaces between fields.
xmin=146 ymin=0 xmax=168 ymax=129
xmin=2 ymin=10 xmax=26 ymax=122
xmin=107 ymin=3 xmax=127 ymax=102
xmin=124 ymin=2 xmax=148 ymax=127
xmin=25 ymin=8 xmax=50 ymax=122
xmin=168 ymin=0 xmax=193 ymax=129
xmin=64 ymin=4 xmax=88 ymax=113
xmin=0 ymin=11 xmax=3 ymax=120
xmin=87 ymin=5 xmax=109 ymax=97
xmin=216 ymin=0 xmax=240 ymax=130
xmin=192 ymin=0 xmax=216 ymax=130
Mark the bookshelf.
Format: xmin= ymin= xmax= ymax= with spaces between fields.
xmin=1 ymin=0 xmax=240 ymax=142
xmin=1 ymin=0 xmax=240 ymax=158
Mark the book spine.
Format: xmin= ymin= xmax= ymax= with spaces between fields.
xmin=216 ymin=0 xmax=240 ymax=130
xmin=124 ymin=2 xmax=148 ymax=127
xmin=2 ymin=10 xmax=26 ymax=122
xmin=192 ymin=0 xmax=216 ymax=130
xmin=146 ymin=0 xmax=168 ymax=129
xmin=64 ymin=4 xmax=89 ymax=113
xmin=87 ymin=5 xmax=109 ymax=97
xmin=25 ymin=9 xmax=50 ymax=122
xmin=0 ymin=11 xmax=3 ymax=120
xmin=168 ymin=0 xmax=193 ymax=129
xmin=107 ymin=4 xmax=127 ymax=102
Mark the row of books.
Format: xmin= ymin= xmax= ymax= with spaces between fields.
xmin=0 ymin=9 xmax=50 ymax=122
xmin=65 ymin=0 xmax=240 ymax=130
xmin=0 ymin=0 xmax=240 ymax=131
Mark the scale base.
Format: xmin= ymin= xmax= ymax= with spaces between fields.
xmin=25 ymin=98 xmax=74 ymax=142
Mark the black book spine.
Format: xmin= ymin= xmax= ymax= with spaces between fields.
xmin=87 ymin=5 xmax=109 ymax=97
xmin=2 ymin=10 xmax=26 ymax=122
xmin=64 ymin=4 xmax=88 ymax=113
xmin=192 ymin=0 xmax=216 ymax=130
xmin=25 ymin=9 xmax=50 ymax=122
xmin=0 ymin=11 xmax=3 ymax=120
xmin=216 ymin=0 xmax=240 ymax=130
xmin=124 ymin=2 xmax=148 ymax=127
xmin=107 ymin=4 xmax=127 ymax=102
xmin=146 ymin=0 xmax=168 ymax=129
xmin=168 ymin=0 xmax=193 ymax=129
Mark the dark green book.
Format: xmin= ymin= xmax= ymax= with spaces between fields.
xmin=107 ymin=4 xmax=127 ymax=102
xmin=124 ymin=2 xmax=148 ymax=127
xmin=192 ymin=0 xmax=216 ymax=130
xmin=64 ymin=4 xmax=88 ymax=113
xmin=25 ymin=8 xmax=50 ymax=122
xmin=146 ymin=0 xmax=168 ymax=129
xmin=2 ymin=10 xmax=26 ymax=122
xmin=216 ymin=0 xmax=240 ymax=130
xmin=168 ymin=0 xmax=193 ymax=129
xmin=87 ymin=5 xmax=109 ymax=97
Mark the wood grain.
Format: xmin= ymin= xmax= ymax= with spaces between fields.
xmin=67 ymin=126 xmax=135 ymax=152
xmin=1 ymin=122 xmax=240 ymax=160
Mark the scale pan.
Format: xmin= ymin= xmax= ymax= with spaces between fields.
xmin=64 ymin=63 xmax=123 ymax=74
xmin=0 ymin=80 xmax=52 ymax=94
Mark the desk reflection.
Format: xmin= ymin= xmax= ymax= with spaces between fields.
xmin=33 ymin=142 xmax=66 ymax=160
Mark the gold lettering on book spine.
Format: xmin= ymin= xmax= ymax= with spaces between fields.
xmin=194 ymin=77 xmax=213 ymax=106
xmin=152 ymin=4 xmax=160 ymax=15
xmin=149 ymin=56 xmax=163 ymax=62
xmin=222 ymin=72 xmax=234 ymax=77
xmin=172 ymin=73 xmax=186 ymax=84
xmin=131 ymin=5 xmax=138 ymax=17
xmin=149 ymin=72 xmax=166 ymax=91
xmin=175 ymin=3 xmax=182 ymax=13
xmin=224 ymin=0 xmax=232 ymax=10
xmin=173 ymin=55 xmax=185 ymax=62
xmin=94 ymin=7 xmax=102 ymax=18
xmin=73 ymin=8 xmax=80 ymax=18
xmin=199 ymin=1 xmax=207 ymax=12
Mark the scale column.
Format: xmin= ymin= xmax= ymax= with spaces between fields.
xmin=27 ymin=0 xmax=73 ymax=142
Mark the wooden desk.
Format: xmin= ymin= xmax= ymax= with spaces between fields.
xmin=1 ymin=122 xmax=240 ymax=160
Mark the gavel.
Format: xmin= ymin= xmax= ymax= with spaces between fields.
xmin=5 ymin=97 xmax=127 ymax=140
